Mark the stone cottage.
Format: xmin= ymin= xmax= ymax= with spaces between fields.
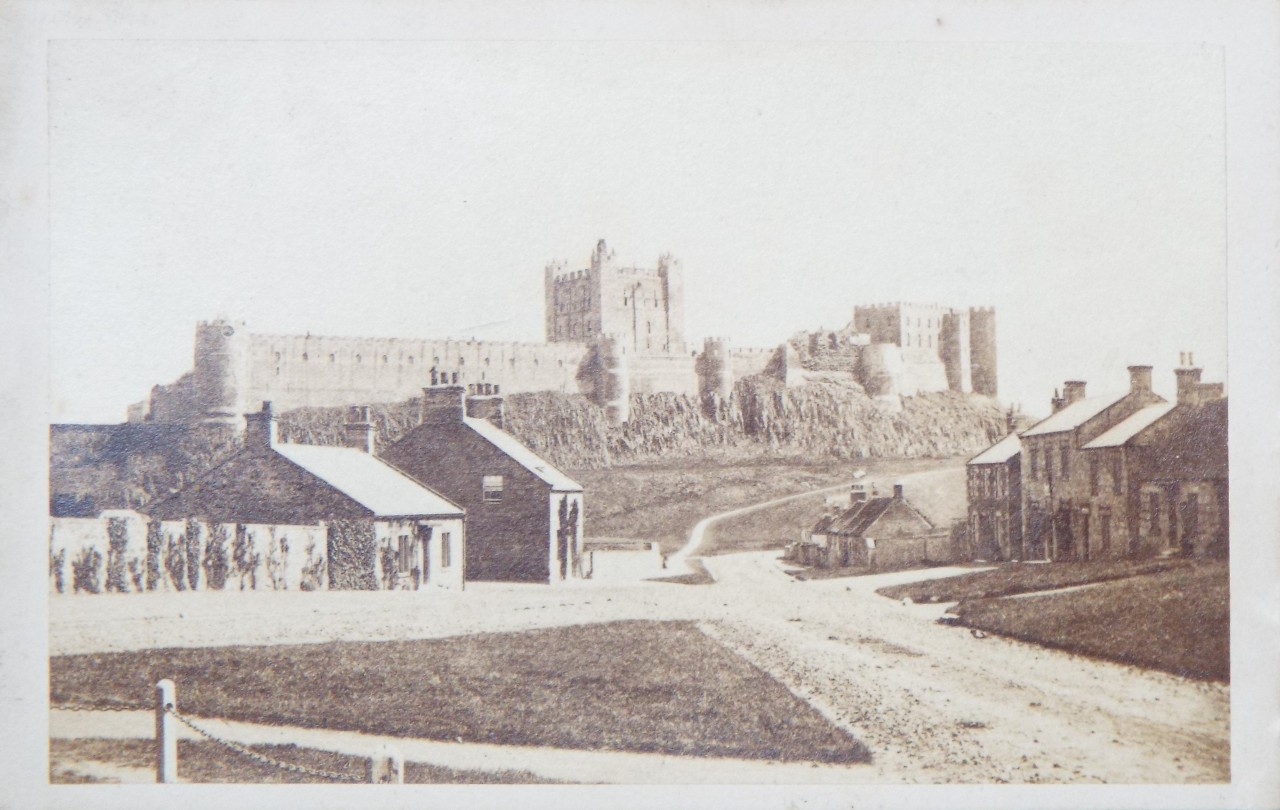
xmin=792 ymin=483 xmax=944 ymax=569
xmin=383 ymin=386 xmax=585 ymax=584
xmin=143 ymin=403 xmax=466 ymax=591
xmin=1079 ymin=358 xmax=1227 ymax=558
xmin=965 ymin=432 xmax=1022 ymax=561
xmin=1018 ymin=366 xmax=1166 ymax=561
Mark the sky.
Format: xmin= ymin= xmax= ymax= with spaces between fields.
xmin=48 ymin=39 xmax=1227 ymax=422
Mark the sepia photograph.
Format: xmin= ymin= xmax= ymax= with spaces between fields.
xmin=3 ymin=1 xmax=1278 ymax=808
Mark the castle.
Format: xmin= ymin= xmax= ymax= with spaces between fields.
xmin=129 ymin=240 xmax=997 ymax=427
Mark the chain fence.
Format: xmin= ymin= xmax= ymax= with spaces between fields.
xmin=51 ymin=699 xmax=364 ymax=783
xmin=166 ymin=706 xmax=363 ymax=783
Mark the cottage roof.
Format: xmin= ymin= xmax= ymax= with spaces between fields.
xmin=827 ymin=498 xmax=894 ymax=536
xmin=462 ymin=417 xmax=582 ymax=491
xmin=1082 ymin=402 xmax=1178 ymax=449
xmin=968 ymin=432 xmax=1021 ymax=465
xmin=273 ymin=444 xmax=463 ymax=518
xmin=1020 ymin=395 xmax=1124 ymax=437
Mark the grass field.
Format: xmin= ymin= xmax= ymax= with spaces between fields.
xmin=700 ymin=464 xmax=966 ymax=558
xmin=49 ymin=738 xmax=555 ymax=784
xmin=575 ymin=457 xmax=963 ymax=556
xmin=51 ymin=621 xmax=868 ymax=765
xmin=876 ymin=560 xmax=1229 ymax=681
xmin=876 ymin=558 xmax=1192 ymax=603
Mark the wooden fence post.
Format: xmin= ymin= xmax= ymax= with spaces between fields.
xmin=367 ymin=744 xmax=403 ymax=784
xmin=155 ymin=679 xmax=177 ymax=783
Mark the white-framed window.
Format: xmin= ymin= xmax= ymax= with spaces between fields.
xmin=441 ymin=532 xmax=452 ymax=567
xmin=482 ymin=475 xmax=504 ymax=503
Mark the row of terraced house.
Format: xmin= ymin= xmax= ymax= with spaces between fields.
xmin=966 ymin=354 xmax=1228 ymax=562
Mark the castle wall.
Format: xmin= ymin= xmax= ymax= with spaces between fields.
xmin=729 ymin=346 xmax=777 ymax=381
xmin=626 ymin=353 xmax=699 ymax=397
xmin=245 ymin=333 xmax=590 ymax=413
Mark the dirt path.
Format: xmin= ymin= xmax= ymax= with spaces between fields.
xmin=700 ymin=553 xmax=1229 ymax=784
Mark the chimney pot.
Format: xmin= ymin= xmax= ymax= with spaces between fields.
xmin=243 ymin=401 xmax=278 ymax=450
xmin=1063 ymin=381 xmax=1087 ymax=405
xmin=419 ymin=386 xmax=467 ymax=426
xmin=343 ymin=405 xmax=376 ymax=453
xmin=893 ymin=483 xmax=904 ymax=500
xmin=1127 ymin=365 xmax=1153 ymax=395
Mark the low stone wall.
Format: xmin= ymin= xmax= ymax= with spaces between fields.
xmin=585 ymin=540 xmax=665 ymax=581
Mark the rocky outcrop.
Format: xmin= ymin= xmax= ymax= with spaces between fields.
xmin=279 ymin=375 xmax=1005 ymax=470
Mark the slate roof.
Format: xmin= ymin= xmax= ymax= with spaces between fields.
xmin=273 ymin=444 xmax=463 ymax=518
xmin=1020 ymin=395 xmax=1126 ymax=437
xmin=462 ymin=417 xmax=582 ymax=491
xmin=968 ymin=432 xmax=1022 ymax=465
xmin=827 ymin=498 xmax=895 ymax=537
xmin=1082 ymin=402 xmax=1178 ymax=449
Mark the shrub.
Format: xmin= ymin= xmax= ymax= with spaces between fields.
xmin=128 ymin=558 xmax=145 ymax=592
xmin=203 ymin=524 xmax=231 ymax=591
xmin=266 ymin=533 xmax=290 ymax=590
xmin=299 ymin=540 xmax=326 ymax=592
xmin=71 ymin=547 xmax=103 ymax=594
xmin=326 ymin=519 xmax=378 ymax=590
xmin=49 ymin=548 xmax=66 ymax=594
xmin=380 ymin=544 xmax=398 ymax=590
xmin=165 ymin=534 xmax=186 ymax=591
xmin=145 ymin=521 xmax=162 ymax=591
xmin=105 ymin=517 xmax=130 ymax=593
xmin=184 ymin=518 xmax=203 ymax=591
xmin=232 ymin=524 xmax=260 ymax=590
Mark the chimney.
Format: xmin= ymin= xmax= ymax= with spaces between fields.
xmin=1127 ymin=365 xmax=1153 ymax=395
xmin=1050 ymin=388 xmax=1066 ymax=413
xmin=343 ymin=405 xmax=375 ymax=453
xmin=1063 ymin=380 xmax=1087 ymax=405
xmin=893 ymin=483 xmax=904 ymax=501
xmin=419 ymin=386 xmax=466 ymax=426
xmin=465 ymin=394 xmax=506 ymax=431
xmin=243 ymin=401 xmax=278 ymax=450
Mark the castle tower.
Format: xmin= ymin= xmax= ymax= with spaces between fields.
xmin=698 ymin=337 xmax=734 ymax=404
xmin=193 ymin=318 xmax=251 ymax=429
xmin=968 ymin=307 xmax=998 ymax=397
xmin=939 ymin=310 xmax=973 ymax=394
xmin=658 ymin=253 xmax=686 ymax=355
xmin=544 ymin=240 xmax=687 ymax=356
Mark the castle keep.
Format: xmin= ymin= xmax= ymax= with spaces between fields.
xmin=130 ymin=240 xmax=997 ymax=427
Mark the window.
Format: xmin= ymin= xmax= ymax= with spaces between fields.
xmin=441 ymin=532 xmax=452 ymax=567
xmin=482 ymin=475 xmax=504 ymax=502
xmin=1043 ymin=448 xmax=1053 ymax=479
xmin=396 ymin=534 xmax=411 ymax=573
xmin=1100 ymin=510 xmax=1112 ymax=553
xmin=1029 ymin=448 xmax=1039 ymax=479
xmin=1111 ymin=454 xmax=1123 ymax=495
xmin=1089 ymin=455 xmax=1099 ymax=496
xmin=1149 ymin=493 xmax=1161 ymax=537
xmin=1059 ymin=441 xmax=1070 ymax=477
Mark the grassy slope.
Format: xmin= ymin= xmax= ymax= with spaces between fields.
xmin=876 ymin=558 xmax=1191 ymax=603
xmin=874 ymin=560 xmax=1228 ymax=681
xmin=49 ymin=739 xmax=555 ymax=784
xmin=576 ymin=457 xmax=961 ymax=557
xmin=700 ymin=464 xmax=966 ymax=558
xmin=51 ymin=621 xmax=868 ymax=765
